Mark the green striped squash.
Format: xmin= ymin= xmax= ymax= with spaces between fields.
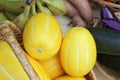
xmin=60 ymin=27 xmax=96 ymax=77
xmin=23 ymin=13 xmax=62 ymax=60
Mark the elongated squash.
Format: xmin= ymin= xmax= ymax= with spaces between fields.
xmin=60 ymin=27 xmax=96 ymax=77
xmin=87 ymin=27 xmax=120 ymax=56
xmin=0 ymin=40 xmax=29 ymax=80
xmin=23 ymin=13 xmax=62 ymax=60
xmin=98 ymin=54 xmax=120 ymax=74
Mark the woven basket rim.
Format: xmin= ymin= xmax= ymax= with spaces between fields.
xmin=0 ymin=20 xmax=107 ymax=80
xmin=0 ymin=20 xmax=40 ymax=80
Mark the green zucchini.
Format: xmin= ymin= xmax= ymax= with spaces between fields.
xmin=98 ymin=54 xmax=120 ymax=75
xmin=87 ymin=27 xmax=120 ymax=56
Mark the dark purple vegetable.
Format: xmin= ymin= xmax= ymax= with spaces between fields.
xmin=26 ymin=0 xmax=32 ymax=5
xmin=100 ymin=6 xmax=119 ymax=21
xmin=102 ymin=19 xmax=120 ymax=31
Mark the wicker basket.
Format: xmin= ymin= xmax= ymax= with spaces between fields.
xmin=0 ymin=21 xmax=39 ymax=80
xmin=0 ymin=0 xmax=120 ymax=80
xmin=1 ymin=20 xmax=119 ymax=80
xmin=0 ymin=21 xmax=98 ymax=80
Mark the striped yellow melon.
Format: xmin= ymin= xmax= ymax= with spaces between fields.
xmin=0 ymin=40 xmax=29 ymax=80
xmin=54 ymin=75 xmax=86 ymax=80
xmin=39 ymin=54 xmax=65 ymax=79
xmin=60 ymin=27 xmax=96 ymax=77
xmin=26 ymin=54 xmax=50 ymax=80
xmin=23 ymin=13 xmax=62 ymax=60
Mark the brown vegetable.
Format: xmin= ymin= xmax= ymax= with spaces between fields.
xmin=72 ymin=15 xmax=86 ymax=26
xmin=61 ymin=0 xmax=86 ymax=26
xmin=68 ymin=0 xmax=93 ymax=22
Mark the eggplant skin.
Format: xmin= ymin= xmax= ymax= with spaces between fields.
xmin=100 ymin=6 xmax=119 ymax=21
xmin=102 ymin=19 xmax=120 ymax=31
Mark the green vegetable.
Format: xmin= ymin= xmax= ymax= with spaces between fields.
xmin=98 ymin=54 xmax=120 ymax=75
xmin=87 ymin=27 xmax=120 ymax=56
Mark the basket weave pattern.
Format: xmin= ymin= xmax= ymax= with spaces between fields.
xmin=0 ymin=20 xmax=96 ymax=80
xmin=0 ymin=21 xmax=40 ymax=80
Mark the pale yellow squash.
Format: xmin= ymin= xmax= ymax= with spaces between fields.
xmin=0 ymin=40 xmax=29 ymax=80
xmin=26 ymin=54 xmax=51 ymax=80
xmin=39 ymin=54 xmax=65 ymax=79
xmin=60 ymin=27 xmax=96 ymax=77
xmin=23 ymin=13 xmax=62 ymax=60
xmin=54 ymin=75 xmax=86 ymax=80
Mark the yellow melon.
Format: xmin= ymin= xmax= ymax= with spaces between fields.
xmin=54 ymin=75 xmax=86 ymax=80
xmin=23 ymin=13 xmax=62 ymax=60
xmin=26 ymin=54 xmax=50 ymax=80
xmin=0 ymin=40 xmax=29 ymax=80
xmin=39 ymin=54 xmax=65 ymax=79
xmin=60 ymin=27 xmax=96 ymax=77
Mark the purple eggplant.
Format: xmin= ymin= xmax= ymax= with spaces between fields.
xmin=100 ymin=6 xmax=119 ymax=21
xmin=26 ymin=0 xmax=32 ymax=5
xmin=102 ymin=19 xmax=120 ymax=31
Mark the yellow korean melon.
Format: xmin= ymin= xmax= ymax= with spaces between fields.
xmin=39 ymin=54 xmax=65 ymax=79
xmin=23 ymin=12 xmax=62 ymax=60
xmin=0 ymin=40 xmax=29 ymax=80
xmin=60 ymin=27 xmax=96 ymax=77
xmin=54 ymin=75 xmax=86 ymax=80
xmin=26 ymin=54 xmax=50 ymax=80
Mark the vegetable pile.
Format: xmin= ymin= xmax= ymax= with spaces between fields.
xmin=0 ymin=0 xmax=120 ymax=80
xmin=90 ymin=1 xmax=120 ymax=78
xmin=0 ymin=13 xmax=97 ymax=80
xmin=0 ymin=0 xmax=67 ymax=30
